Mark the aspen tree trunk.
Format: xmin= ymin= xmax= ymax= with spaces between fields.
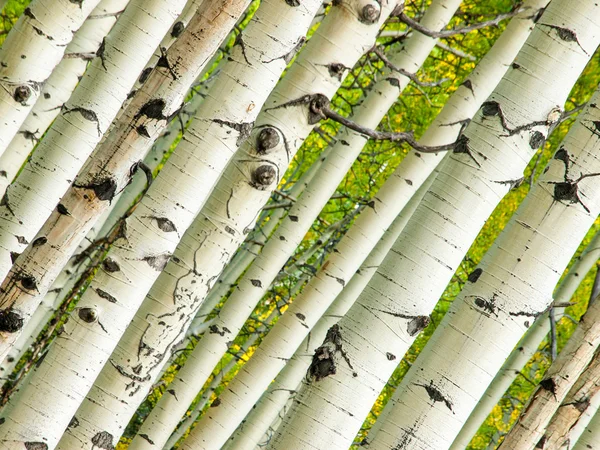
xmin=270 ymin=2 xmax=600 ymax=449
xmin=186 ymin=1 xmax=552 ymax=447
xmin=564 ymin=388 xmax=600 ymax=450
xmin=126 ymin=3 xmax=394 ymax=449
xmin=180 ymin=1 xmax=463 ymax=423
xmin=573 ymin=397 xmax=600 ymax=450
xmin=0 ymin=0 xmax=101 ymax=153
xmin=0 ymin=0 xmax=324 ymax=447
xmin=195 ymin=144 xmax=330 ymax=322
xmin=0 ymin=0 xmax=245 ymax=365
xmin=500 ymin=301 xmax=600 ymax=448
xmin=358 ymin=39 xmax=600 ymax=450
xmin=164 ymin=275 xmax=309 ymax=450
xmin=537 ymin=350 xmax=600 ymax=449
xmin=0 ymin=0 xmax=189 ymax=284
xmin=224 ymin=174 xmax=435 ymax=450
xmin=450 ymin=229 xmax=600 ymax=449
xmin=0 ymin=0 xmax=130 ymax=196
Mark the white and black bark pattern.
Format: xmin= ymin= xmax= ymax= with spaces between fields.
xmin=0 ymin=0 xmax=189 ymax=284
xmin=0 ymin=0 xmax=101 ymax=154
xmin=0 ymin=0 xmax=130 ymax=197
xmin=125 ymin=3 xmax=394 ymax=449
xmin=538 ymin=351 xmax=600 ymax=449
xmin=361 ymin=51 xmax=600 ymax=450
xmin=0 ymin=0 xmax=247 ymax=365
xmin=270 ymin=1 xmax=600 ymax=449
xmin=573 ymin=397 xmax=600 ymax=450
xmin=183 ymin=6 xmax=465 ymax=440
xmin=224 ymin=157 xmax=437 ymax=450
xmin=498 ymin=294 xmax=600 ymax=449
xmin=450 ymin=228 xmax=600 ymax=449
xmin=0 ymin=0 xmax=321 ymax=447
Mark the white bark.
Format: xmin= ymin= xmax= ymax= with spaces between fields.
xmin=195 ymin=143 xmax=329 ymax=322
xmin=499 ymin=291 xmax=600 ymax=449
xmin=0 ymin=0 xmax=240 ymax=365
xmin=0 ymin=0 xmax=129 ymax=196
xmin=127 ymin=3 xmax=393 ymax=449
xmin=0 ymin=0 xmax=189 ymax=284
xmin=450 ymin=228 xmax=600 ymax=449
xmin=6 ymin=1 xmax=321 ymax=448
xmin=271 ymin=1 xmax=600 ymax=448
xmin=538 ymin=349 xmax=600 ymax=449
xmin=0 ymin=0 xmax=101 ymax=153
xmin=184 ymin=3 xmax=464 ymax=438
xmin=573 ymin=393 xmax=600 ymax=450
xmin=357 ymin=26 xmax=600 ymax=450
xmin=225 ymin=173 xmax=435 ymax=450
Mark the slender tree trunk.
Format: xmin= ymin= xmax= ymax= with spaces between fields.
xmin=179 ymin=5 xmax=464 ymax=439
xmin=359 ymin=36 xmax=600 ymax=450
xmin=538 ymin=349 xmax=600 ymax=449
xmin=0 ymin=0 xmax=243 ymax=365
xmin=450 ymin=230 xmax=600 ymax=449
xmin=0 ymin=0 xmax=130 ymax=196
xmin=572 ymin=394 xmax=600 ymax=450
xmin=0 ymin=0 xmax=189 ymax=283
xmin=225 ymin=172 xmax=435 ymax=450
xmin=270 ymin=1 xmax=600 ymax=448
xmin=195 ymin=143 xmax=330 ymax=322
xmin=0 ymin=0 xmax=324 ymax=447
xmin=500 ymin=299 xmax=600 ymax=447
xmin=0 ymin=0 xmax=101 ymax=153
xmin=125 ymin=3 xmax=395 ymax=449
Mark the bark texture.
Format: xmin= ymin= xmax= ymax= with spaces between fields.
xmin=271 ymin=1 xmax=599 ymax=448
xmin=0 ymin=0 xmax=188 ymax=284
xmin=0 ymin=0 xmax=129 ymax=196
xmin=0 ymin=0 xmax=100 ymax=153
xmin=127 ymin=2 xmax=395 ymax=449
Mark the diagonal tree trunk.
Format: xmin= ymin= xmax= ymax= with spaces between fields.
xmin=0 ymin=0 xmax=101 ymax=153
xmin=500 ymin=296 xmax=600 ymax=448
xmin=270 ymin=1 xmax=600 ymax=448
xmin=0 ymin=0 xmax=189 ymax=283
xmin=572 ymin=395 xmax=600 ymax=450
xmin=225 ymin=172 xmax=436 ymax=450
xmin=359 ymin=49 xmax=600 ymax=450
xmin=0 ymin=0 xmax=324 ymax=447
xmin=121 ymin=3 xmax=397 ymax=449
xmin=537 ymin=348 xmax=600 ymax=449
xmin=0 ymin=0 xmax=131 ymax=196
xmin=450 ymin=229 xmax=600 ymax=449
xmin=0 ymin=0 xmax=246 ymax=365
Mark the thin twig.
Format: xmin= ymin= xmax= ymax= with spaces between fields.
xmin=372 ymin=46 xmax=449 ymax=87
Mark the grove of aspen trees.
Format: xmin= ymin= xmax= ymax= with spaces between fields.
xmin=1 ymin=0 xmax=600 ymax=449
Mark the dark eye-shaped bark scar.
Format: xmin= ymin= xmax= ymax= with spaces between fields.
xmin=316 ymin=62 xmax=351 ymax=81
xmin=414 ymin=380 xmax=454 ymax=412
xmin=307 ymin=324 xmax=355 ymax=382
xmin=366 ymin=305 xmax=430 ymax=337
xmin=212 ymin=119 xmax=255 ymax=147
xmin=156 ymin=46 xmax=178 ymax=80
xmin=546 ymin=147 xmax=600 ymax=214
xmin=538 ymin=23 xmax=589 ymax=55
xmin=63 ymin=106 xmax=102 ymax=136
xmin=452 ymin=134 xmax=485 ymax=168
xmin=469 ymin=294 xmax=499 ymax=317
xmin=264 ymin=93 xmax=330 ymax=126
xmin=96 ymin=38 xmax=107 ymax=70
xmin=254 ymin=124 xmax=291 ymax=161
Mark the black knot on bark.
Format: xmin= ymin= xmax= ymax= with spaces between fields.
xmin=252 ymin=165 xmax=277 ymax=189
xmin=13 ymin=85 xmax=31 ymax=104
xmin=171 ymin=21 xmax=185 ymax=38
xmin=257 ymin=127 xmax=280 ymax=154
xmin=481 ymin=101 xmax=500 ymax=117
xmin=0 ymin=309 xmax=24 ymax=333
xmin=308 ymin=94 xmax=329 ymax=125
xmin=21 ymin=275 xmax=37 ymax=291
xmin=78 ymin=307 xmax=98 ymax=323
xmin=89 ymin=178 xmax=118 ymax=202
xmin=285 ymin=0 xmax=300 ymax=5
xmin=360 ymin=3 xmax=381 ymax=24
